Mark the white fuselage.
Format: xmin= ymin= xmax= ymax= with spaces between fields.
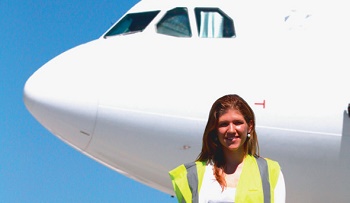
xmin=24 ymin=0 xmax=350 ymax=202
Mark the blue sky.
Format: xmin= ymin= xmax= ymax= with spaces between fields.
xmin=0 ymin=1 xmax=175 ymax=202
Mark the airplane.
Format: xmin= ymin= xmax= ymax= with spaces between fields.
xmin=23 ymin=0 xmax=350 ymax=202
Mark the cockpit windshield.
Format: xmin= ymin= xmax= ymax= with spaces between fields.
xmin=157 ymin=8 xmax=192 ymax=37
xmin=103 ymin=7 xmax=235 ymax=38
xmin=195 ymin=8 xmax=235 ymax=38
xmin=104 ymin=11 xmax=160 ymax=37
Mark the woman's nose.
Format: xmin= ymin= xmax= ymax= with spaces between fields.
xmin=228 ymin=123 xmax=235 ymax=133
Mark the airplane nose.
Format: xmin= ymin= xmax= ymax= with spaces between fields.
xmin=23 ymin=45 xmax=99 ymax=150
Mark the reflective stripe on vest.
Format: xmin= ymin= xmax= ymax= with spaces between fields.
xmin=184 ymin=162 xmax=198 ymax=203
xmin=256 ymin=157 xmax=270 ymax=203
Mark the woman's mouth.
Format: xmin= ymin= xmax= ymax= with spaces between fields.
xmin=225 ymin=137 xmax=235 ymax=141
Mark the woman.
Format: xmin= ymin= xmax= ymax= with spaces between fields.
xmin=169 ymin=94 xmax=285 ymax=203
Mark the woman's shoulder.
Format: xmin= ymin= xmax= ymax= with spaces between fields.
xmin=169 ymin=161 xmax=207 ymax=179
xmin=251 ymin=155 xmax=280 ymax=164
xmin=182 ymin=161 xmax=208 ymax=171
xmin=263 ymin=157 xmax=281 ymax=168
xmin=246 ymin=155 xmax=281 ymax=170
xmin=170 ymin=161 xmax=207 ymax=172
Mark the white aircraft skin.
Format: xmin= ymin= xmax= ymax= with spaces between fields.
xmin=23 ymin=0 xmax=350 ymax=202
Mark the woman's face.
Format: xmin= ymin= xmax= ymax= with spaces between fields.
xmin=217 ymin=108 xmax=252 ymax=152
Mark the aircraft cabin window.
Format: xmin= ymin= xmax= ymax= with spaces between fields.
xmin=195 ymin=8 xmax=235 ymax=38
xmin=157 ymin=8 xmax=192 ymax=37
xmin=104 ymin=11 xmax=160 ymax=37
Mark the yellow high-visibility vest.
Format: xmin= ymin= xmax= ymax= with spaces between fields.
xmin=169 ymin=155 xmax=280 ymax=203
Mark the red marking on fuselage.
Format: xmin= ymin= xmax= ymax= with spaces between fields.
xmin=255 ymin=100 xmax=266 ymax=109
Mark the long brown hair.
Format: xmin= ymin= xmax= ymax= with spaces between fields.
xmin=196 ymin=94 xmax=259 ymax=189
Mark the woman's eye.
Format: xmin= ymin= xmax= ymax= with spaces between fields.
xmin=218 ymin=122 xmax=228 ymax=127
xmin=233 ymin=119 xmax=245 ymax=125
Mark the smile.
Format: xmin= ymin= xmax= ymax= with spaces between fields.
xmin=226 ymin=137 xmax=235 ymax=141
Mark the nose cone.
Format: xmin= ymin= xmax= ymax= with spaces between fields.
xmin=24 ymin=45 xmax=99 ymax=150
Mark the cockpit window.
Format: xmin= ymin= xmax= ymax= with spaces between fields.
xmin=156 ymin=8 xmax=192 ymax=37
xmin=104 ymin=11 xmax=160 ymax=37
xmin=195 ymin=8 xmax=235 ymax=38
